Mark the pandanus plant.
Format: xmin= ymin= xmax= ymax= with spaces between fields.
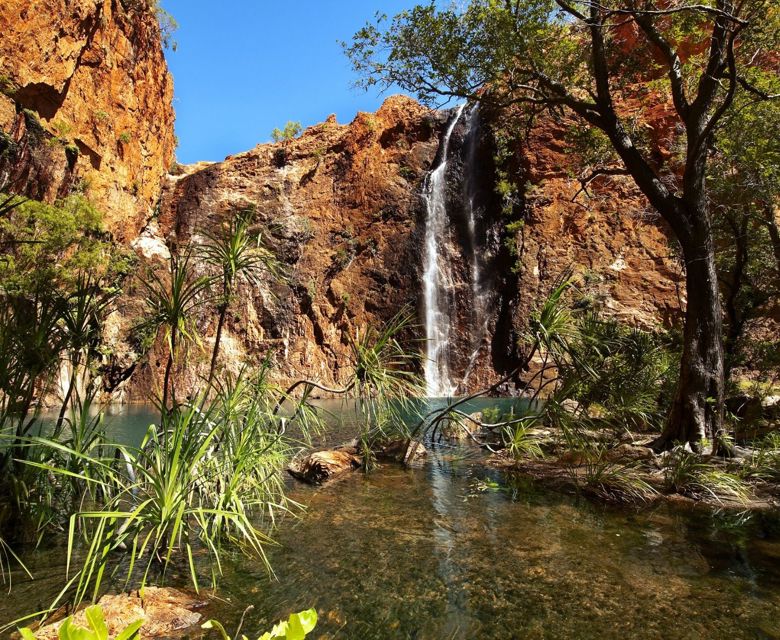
xmin=54 ymin=274 xmax=117 ymax=432
xmin=139 ymin=250 xmax=209 ymax=415
xmin=199 ymin=208 xmax=283 ymax=388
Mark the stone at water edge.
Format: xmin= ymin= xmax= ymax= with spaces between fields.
xmin=288 ymin=449 xmax=362 ymax=484
xmin=604 ymin=443 xmax=658 ymax=463
xmin=29 ymin=587 xmax=205 ymax=640
xmin=375 ymin=439 xmax=428 ymax=463
xmin=440 ymin=414 xmax=480 ymax=440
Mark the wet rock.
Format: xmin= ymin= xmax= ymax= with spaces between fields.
xmin=288 ymin=449 xmax=362 ymax=484
xmin=31 ymin=587 xmax=203 ymax=639
xmin=375 ymin=439 xmax=428 ymax=463
xmin=605 ymin=443 xmax=657 ymax=463
xmin=440 ymin=417 xmax=476 ymax=440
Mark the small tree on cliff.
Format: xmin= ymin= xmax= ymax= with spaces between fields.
xmin=345 ymin=0 xmax=780 ymax=452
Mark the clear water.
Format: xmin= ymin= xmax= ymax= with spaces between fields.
xmin=3 ymin=401 xmax=780 ymax=639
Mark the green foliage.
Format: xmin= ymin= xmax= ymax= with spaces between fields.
xmin=710 ymin=90 xmax=780 ymax=377
xmin=663 ymin=448 xmax=751 ymax=504
xmin=270 ymin=122 xmax=302 ymax=144
xmin=47 ymin=368 xmax=317 ymax=607
xmin=348 ymin=308 xmax=423 ymax=458
xmin=155 ymin=5 xmax=179 ymax=51
xmin=139 ymin=250 xmax=208 ymax=358
xmin=117 ymin=132 xmax=132 ymax=144
xmin=578 ymin=447 xmax=657 ymax=504
xmin=203 ymin=609 xmax=318 ymax=640
xmin=22 ymin=109 xmax=45 ymax=144
xmin=199 ymin=208 xmax=284 ymax=384
xmin=199 ymin=208 xmax=283 ymax=307
xmin=0 ymin=74 xmax=18 ymax=97
xmin=0 ymin=195 xmax=110 ymax=293
xmin=561 ymin=314 xmax=674 ymax=433
xmin=738 ymin=433 xmax=780 ymax=482
xmin=138 ymin=249 xmax=209 ymax=411
xmin=502 ymin=420 xmax=544 ymax=460
xmin=19 ymin=605 xmax=143 ymax=640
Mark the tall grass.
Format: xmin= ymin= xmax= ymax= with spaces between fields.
xmin=52 ymin=370 xmax=321 ymax=607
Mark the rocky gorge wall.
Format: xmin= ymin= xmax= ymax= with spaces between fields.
xmin=0 ymin=2 xmax=684 ymax=401
xmin=117 ymin=96 xmax=683 ymax=401
xmin=0 ymin=0 xmax=176 ymax=240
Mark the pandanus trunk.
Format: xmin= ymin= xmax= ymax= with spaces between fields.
xmin=206 ymin=303 xmax=228 ymax=388
xmin=55 ymin=352 xmax=81 ymax=431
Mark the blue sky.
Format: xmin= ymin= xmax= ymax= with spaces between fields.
xmin=161 ymin=1 xmax=422 ymax=163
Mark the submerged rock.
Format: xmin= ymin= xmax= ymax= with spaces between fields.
xmin=31 ymin=587 xmax=204 ymax=639
xmin=288 ymin=449 xmax=362 ymax=484
xmin=375 ymin=439 xmax=428 ymax=463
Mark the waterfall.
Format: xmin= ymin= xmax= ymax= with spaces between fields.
xmin=422 ymin=104 xmax=465 ymax=397
xmin=459 ymin=104 xmax=491 ymax=389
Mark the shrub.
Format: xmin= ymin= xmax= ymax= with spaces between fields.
xmin=270 ymin=121 xmax=302 ymax=143
xmin=664 ymin=448 xmax=751 ymax=504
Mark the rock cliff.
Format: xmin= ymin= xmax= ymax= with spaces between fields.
xmin=117 ymin=96 xmax=682 ymax=401
xmin=120 ymin=97 xmax=444 ymax=399
xmin=0 ymin=0 xmax=175 ymax=240
xmin=0 ymin=2 xmax=684 ymax=400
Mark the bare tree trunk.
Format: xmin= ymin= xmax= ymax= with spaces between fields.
xmin=652 ymin=225 xmax=725 ymax=452
xmin=161 ymin=332 xmax=176 ymax=417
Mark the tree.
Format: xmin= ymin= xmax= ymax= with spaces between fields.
xmin=345 ymin=0 xmax=780 ymax=451
xmin=199 ymin=208 xmax=282 ymax=387
xmin=270 ymin=121 xmax=302 ymax=143
xmin=140 ymin=250 xmax=208 ymax=415
xmin=710 ymin=96 xmax=780 ymax=380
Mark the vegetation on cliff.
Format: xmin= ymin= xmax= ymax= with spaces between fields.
xmin=346 ymin=0 xmax=780 ymax=453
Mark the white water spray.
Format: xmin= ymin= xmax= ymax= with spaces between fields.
xmin=460 ymin=104 xmax=492 ymax=388
xmin=422 ymin=104 xmax=465 ymax=397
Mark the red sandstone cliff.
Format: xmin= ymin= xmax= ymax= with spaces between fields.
xmin=114 ymin=96 xmax=683 ymax=401
xmin=0 ymin=2 xmax=684 ymax=400
xmin=0 ymin=0 xmax=176 ymax=240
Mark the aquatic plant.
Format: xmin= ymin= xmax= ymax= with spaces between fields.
xmin=19 ymin=605 xmax=143 ymax=640
xmin=203 ymin=608 xmax=318 ymax=640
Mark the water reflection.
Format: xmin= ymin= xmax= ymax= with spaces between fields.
xmin=2 ymin=402 xmax=780 ymax=639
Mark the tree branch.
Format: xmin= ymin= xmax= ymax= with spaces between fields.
xmin=633 ymin=13 xmax=690 ymax=118
xmin=571 ymin=167 xmax=631 ymax=201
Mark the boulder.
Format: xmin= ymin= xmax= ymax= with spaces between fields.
xmin=31 ymin=587 xmax=203 ymax=640
xmin=375 ymin=439 xmax=428 ymax=463
xmin=605 ymin=443 xmax=657 ymax=463
xmin=288 ymin=449 xmax=362 ymax=484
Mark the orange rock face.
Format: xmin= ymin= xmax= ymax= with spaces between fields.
xmin=115 ymin=95 xmax=682 ymax=401
xmin=120 ymin=95 xmax=443 ymax=400
xmin=0 ymin=0 xmax=175 ymax=240
xmin=0 ymin=1 xmax=684 ymax=399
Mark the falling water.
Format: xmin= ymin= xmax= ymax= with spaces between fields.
xmin=460 ymin=104 xmax=491 ymax=388
xmin=422 ymin=104 xmax=465 ymax=397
